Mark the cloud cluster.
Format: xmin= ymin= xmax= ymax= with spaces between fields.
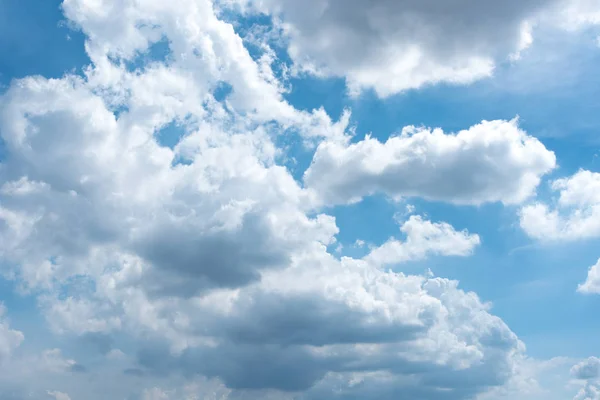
xmin=572 ymin=357 xmax=600 ymax=400
xmin=0 ymin=72 xmax=526 ymax=394
xmin=578 ymin=258 xmax=600 ymax=294
xmin=0 ymin=0 xmax=587 ymax=398
xmin=520 ymin=170 xmax=600 ymax=241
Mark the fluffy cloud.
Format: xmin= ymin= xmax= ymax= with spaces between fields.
xmin=578 ymin=258 xmax=600 ymax=294
xmin=134 ymin=263 xmax=525 ymax=398
xmin=572 ymin=357 xmax=600 ymax=380
xmin=520 ymin=170 xmax=600 ymax=241
xmin=365 ymin=215 xmax=480 ymax=266
xmin=572 ymin=357 xmax=600 ymax=400
xmin=231 ymin=0 xmax=600 ymax=96
xmin=0 ymin=59 xmax=526 ymax=400
xmin=574 ymin=385 xmax=600 ymax=400
xmin=304 ymin=119 xmax=556 ymax=206
xmin=0 ymin=75 xmax=336 ymax=299
xmin=59 ymin=0 xmax=351 ymax=142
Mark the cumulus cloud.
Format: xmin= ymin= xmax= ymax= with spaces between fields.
xmin=572 ymin=357 xmax=600 ymax=380
xmin=59 ymin=0 xmax=350 ymax=143
xmin=365 ymin=215 xmax=480 ymax=266
xmin=574 ymin=385 xmax=600 ymax=400
xmin=578 ymin=259 xmax=600 ymax=294
xmin=0 ymin=0 xmax=568 ymax=399
xmin=572 ymin=357 xmax=600 ymax=400
xmin=304 ymin=119 xmax=556 ymax=206
xmin=520 ymin=170 xmax=600 ymax=241
xmin=134 ymin=262 xmax=525 ymax=398
xmin=0 ymin=70 xmax=526 ymax=396
xmin=0 ymin=76 xmax=337 ymax=300
xmin=231 ymin=0 xmax=600 ymax=96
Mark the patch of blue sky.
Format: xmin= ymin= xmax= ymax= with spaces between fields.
xmin=0 ymin=0 xmax=89 ymax=90
xmin=156 ymin=120 xmax=189 ymax=150
xmin=122 ymin=36 xmax=172 ymax=72
xmin=213 ymin=80 xmax=233 ymax=102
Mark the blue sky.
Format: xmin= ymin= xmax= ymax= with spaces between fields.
xmin=1 ymin=1 xmax=600 ymax=399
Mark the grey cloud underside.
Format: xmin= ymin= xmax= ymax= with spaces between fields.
xmin=77 ymin=333 xmax=114 ymax=355
xmin=266 ymin=0 xmax=545 ymax=55
xmin=0 ymin=77 xmax=331 ymax=296
xmin=137 ymin=337 xmax=516 ymax=396
xmin=211 ymin=293 xmax=425 ymax=346
xmin=129 ymin=271 xmax=522 ymax=397
xmin=242 ymin=0 xmax=571 ymax=94
xmin=133 ymin=211 xmax=292 ymax=297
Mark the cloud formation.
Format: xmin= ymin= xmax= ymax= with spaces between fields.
xmin=0 ymin=0 xmax=591 ymax=398
xmin=0 ymin=6 xmax=527 ymax=398
xmin=365 ymin=215 xmax=480 ymax=266
xmin=233 ymin=0 xmax=600 ymax=96
xmin=305 ymin=119 xmax=556 ymax=206
xmin=572 ymin=357 xmax=600 ymax=400
xmin=578 ymin=258 xmax=600 ymax=294
xmin=520 ymin=170 xmax=600 ymax=241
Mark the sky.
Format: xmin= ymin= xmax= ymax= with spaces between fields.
xmin=0 ymin=0 xmax=600 ymax=399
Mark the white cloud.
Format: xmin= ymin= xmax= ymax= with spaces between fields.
xmin=0 ymin=85 xmax=508 ymax=400
xmin=365 ymin=215 xmax=480 ymax=267
xmin=0 ymin=69 xmax=527 ymax=394
xmin=47 ymin=391 xmax=72 ymax=400
xmin=106 ymin=348 xmax=126 ymax=360
xmin=578 ymin=259 xmax=600 ymax=294
xmin=572 ymin=357 xmax=600 ymax=380
xmin=574 ymin=383 xmax=600 ymax=400
xmin=572 ymin=357 xmax=600 ymax=400
xmin=305 ymin=119 xmax=556 ymax=206
xmin=231 ymin=0 xmax=600 ymax=96
xmin=60 ymin=0 xmax=349 ymax=142
xmin=551 ymin=0 xmax=600 ymax=30
xmin=520 ymin=170 xmax=600 ymax=241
